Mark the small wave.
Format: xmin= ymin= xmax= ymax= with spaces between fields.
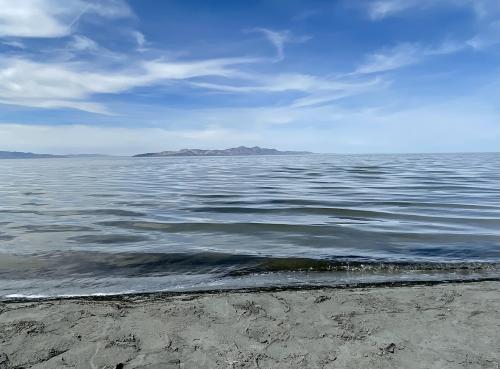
xmin=68 ymin=234 xmax=150 ymax=244
xmin=97 ymin=220 xmax=500 ymax=243
xmin=1 ymin=251 xmax=498 ymax=280
xmin=0 ymin=208 xmax=146 ymax=217
xmin=14 ymin=224 xmax=95 ymax=233
xmin=226 ymin=258 xmax=500 ymax=277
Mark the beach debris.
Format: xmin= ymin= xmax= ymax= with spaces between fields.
xmin=314 ymin=295 xmax=330 ymax=303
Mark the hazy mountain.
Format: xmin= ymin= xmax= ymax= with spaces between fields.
xmin=0 ymin=151 xmax=110 ymax=159
xmin=0 ymin=151 xmax=65 ymax=159
xmin=133 ymin=146 xmax=312 ymax=157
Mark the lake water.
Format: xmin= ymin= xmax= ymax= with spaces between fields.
xmin=1 ymin=153 xmax=499 ymax=298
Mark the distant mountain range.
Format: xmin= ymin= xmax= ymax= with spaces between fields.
xmin=0 ymin=151 xmax=108 ymax=159
xmin=133 ymin=146 xmax=312 ymax=157
xmin=0 ymin=147 xmax=312 ymax=159
xmin=0 ymin=151 xmax=64 ymax=159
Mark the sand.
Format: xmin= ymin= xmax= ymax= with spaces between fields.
xmin=0 ymin=281 xmax=499 ymax=369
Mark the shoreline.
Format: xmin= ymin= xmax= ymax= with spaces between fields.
xmin=2 ymin=276 xmax=500 ymax=304
xmin=1 ymin=280 xmax=499 ymax=368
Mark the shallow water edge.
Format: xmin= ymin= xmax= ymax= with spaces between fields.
xmin=3 ymin=276 xmax=499 ymax=303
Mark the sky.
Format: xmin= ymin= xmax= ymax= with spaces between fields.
xmin=0 ymin=0 xmax=499 ymax=155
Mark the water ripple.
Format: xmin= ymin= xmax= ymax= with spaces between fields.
xmin=1 ymin=152 xmax=499 ymax=297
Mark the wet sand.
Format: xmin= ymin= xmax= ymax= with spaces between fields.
xmin=1 ymin=281 xmax=499 ymax=369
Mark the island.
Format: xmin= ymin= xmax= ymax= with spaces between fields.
xmin=133 ymin=146 xmax=312 ymax=157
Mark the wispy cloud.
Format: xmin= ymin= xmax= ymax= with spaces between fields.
xmin=289 ymin=78 xmax=384 ymax=108
xmin=467 ymin=20 xmax=500 ymax=49
xmin=355 ymin=43 xmax=421 ymax=74
xmin=191 ymin=73 xmax=384 ymax=108
xmin=193 ymin=73 xmax=366 ymax=93
xmin=354 ymin=41 xmax=465 ymax=74
xmin=249 ymin=28 xmax=310 ymax=60
xmin=0 ymin=56 xmax=259 ymax=113
xmin=131 ymin=30 xmax=149 ymax=52
xmin=367 ymin=0 xmax=421 ymax=20
xmin=366 ymin=0 xmax=500 ymax=52
xmin=0 ymin=0 xmax=131 ymax=38
xmin=68 ymin=35 xmax=99 ymax=51
xmin=368 ymin=0 xmax=500 ymax=20
xmin=1 ymin=40 xmax=25 ymax=49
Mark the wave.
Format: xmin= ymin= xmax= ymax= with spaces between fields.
xmin=1 ymin=251 xmax=498 ymax=280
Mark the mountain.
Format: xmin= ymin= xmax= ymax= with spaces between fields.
xmin=0 ymin=152 xmax=111 ymax=159
xmin=133 ymin=146 xmax=312 ymax=157
xmin=0 ymin=151 xmax=65 ymax=159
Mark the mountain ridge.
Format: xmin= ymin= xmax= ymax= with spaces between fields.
xmin=0 ymin=151 xmax=108 ymax=159
xmin=133 ymin=146 xmax=312 ymax=157
xmin=0 ymin=151 xmax=65 ymax=159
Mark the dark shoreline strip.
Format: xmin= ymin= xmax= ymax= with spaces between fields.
xmin=3 ymin=277 xmax=499 ymax=304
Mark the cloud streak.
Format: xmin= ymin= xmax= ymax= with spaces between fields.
xmin=368 ymin=0 xmax=500 ymax=20
xmin=354 ymin=41 xmax=465 ymax=74
xmin=367 ymin=0 xmax=500 ymax=52
xmin=0 ymin=0 xmax=131 ymax=38
xmin=0 ymin=56 xmax=259 ymax=113
xmin=68 ymin=35 xmax=99 ymax=51
xmin=367 ymin=0 xmax=421 ymax=20
xmin=191 ymin=72 xmax=384 ymax=108
xmin=250 ymin=28 xmax=310 ymax=60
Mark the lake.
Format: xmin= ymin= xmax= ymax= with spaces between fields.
xmin=1 ymin=153 xmax=499 ymax=298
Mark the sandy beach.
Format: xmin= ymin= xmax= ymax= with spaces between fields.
xmin=1 ymin=281 xmax=499 ymax=369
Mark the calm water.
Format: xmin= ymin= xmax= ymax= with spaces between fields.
xmin=1 ymin=153 xmax=500 ymax=298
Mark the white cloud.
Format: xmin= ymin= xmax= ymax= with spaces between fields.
xmin=368 ymin=0 xmax=421 ymax=20
xmin=192 ymin=73 xmax=371 ymax=93
xmin=355 ymin=43 xmax=421 ymax=74
xmin=250 ymin=28 xmax=310 ymax=60
xmin=191 ymin=73 xmax=384 ymax=107
xmin=354 ymin=41 xmax=465 ymax=74
xmin=1 ymin=40 xmax=26 ymax=49
xmin=0 ymin=56 xmax=259 ymax=113
xmin=68 ymin=35 xmax=99 ymax=51
xmin=467 ymin=20 xmax=500 ymax=49
xmin=368 ymin=0 xmax=500 ymax=20
xmin=0 ymin=0 xmax=131 ymax=38
xmin=290 ymin=78 xmax=384 ymax=108
xmin=367 ymin=0 xmax=500 ymax=52
xmin=143 ymin=57 xmax=255 ymax=80
xmin=0 ymin=43 xmax=382 ymax=113
xmin=132 ymin=31 xmax=146 ymax=50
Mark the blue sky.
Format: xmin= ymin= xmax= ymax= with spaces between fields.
xmin=0 ymin=0 xmax=499 ymax=154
